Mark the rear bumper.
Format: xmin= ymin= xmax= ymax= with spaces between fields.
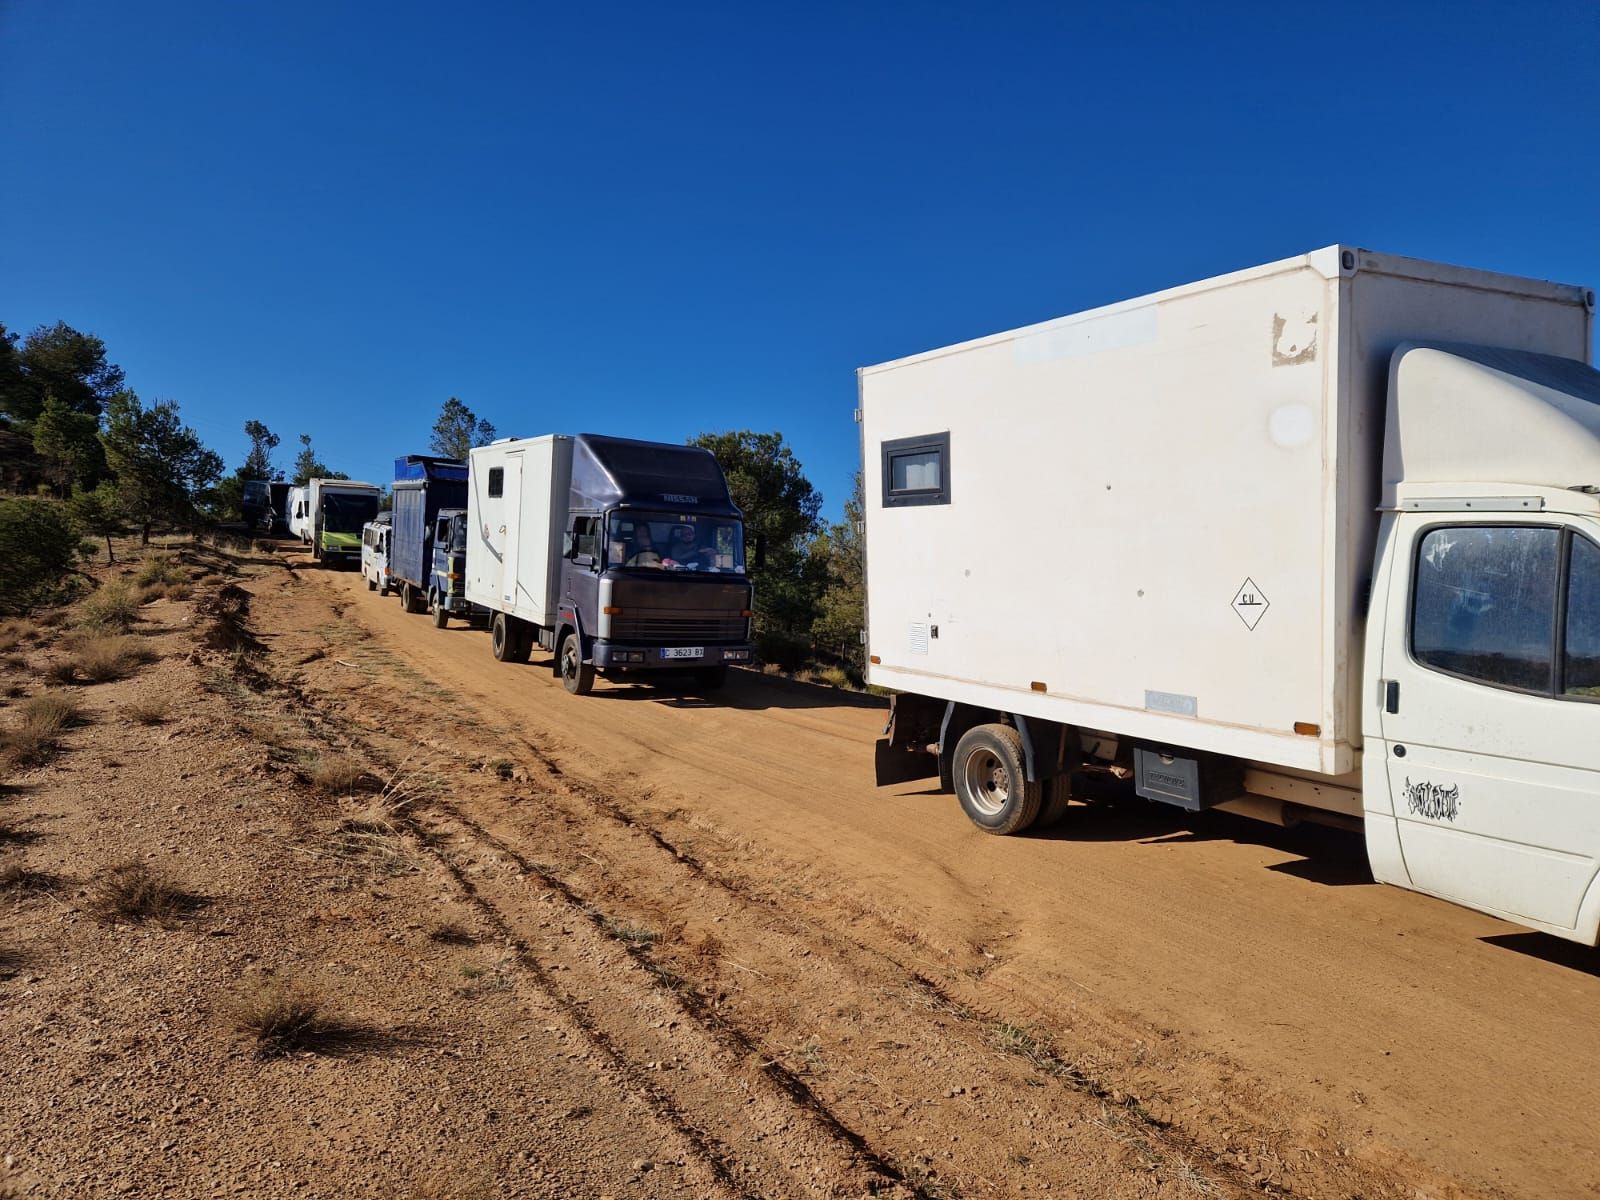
xmin=592 ymin=641 xmax=754 ymax=671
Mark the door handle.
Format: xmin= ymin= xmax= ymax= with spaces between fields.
xmin=1384 ymin=679 xmax=1400 ymax=714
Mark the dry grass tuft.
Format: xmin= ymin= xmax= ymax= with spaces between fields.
xmin=0 ymin=861 xmax=61 ymax=894
xmin=234 ymin=980 xmax=331 ymax=1057
xmin=134 ymin=553 xmax=187 ymax=589
xmin=0 ymin=621 xmax=38 ymax=653
xmin=233 ymin=980 xmax=384 ymax=1059
xmin=66 ymin=634 xmax=156 ymax=684
xmin=305 ymin=758 xmax=371 ymax=796
xmin=87 ymin=861 xmax=199 ymax=926
xmin=0 ymin=690 xmax=86 ymax=768
xmin=75 ymin=580 xmax=143 ymax=632
xmin=124 ymin=696 xmax=172 ymax=725
xmin=19 ymin=690 xmax=87 ymax=734
xmin=428 ymin=922 xmax=477 ymax=945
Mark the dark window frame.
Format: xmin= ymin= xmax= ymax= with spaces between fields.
xmin=487 ymin=467 xmax=504 ymax=498
xmin=1407 ymin=521 xmax=1600 ymax=704
xmin=881 ymin=431 xmax=951 ymax=508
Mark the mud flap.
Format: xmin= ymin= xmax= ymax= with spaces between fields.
xmin=873 ymin=693 xmax=944 ymax=787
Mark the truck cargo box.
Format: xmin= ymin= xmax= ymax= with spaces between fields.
xmin=859 ymin=247 xmax=1594 ymax=775
xmin=465 ymin=436 xmax=574 ymax=628
xmin=391 ymin=455 xmax=467 ymax=591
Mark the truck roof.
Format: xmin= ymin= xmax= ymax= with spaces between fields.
xmin=570 ymin=433 xmax=741 ymax=517
xmin=393 ymin=455 xmax=468 ymax=484
xmin=860 ymin=246 xmax=1595 ymax=377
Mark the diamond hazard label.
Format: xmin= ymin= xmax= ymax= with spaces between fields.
xmin=1231 ymin=578 xmax=1270 ymax=630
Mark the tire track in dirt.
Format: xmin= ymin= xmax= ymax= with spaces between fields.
xmin=265 ymin=552 xmax=1491 ymax=1200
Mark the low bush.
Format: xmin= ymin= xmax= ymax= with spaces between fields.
xmin=75 ymin=581 xmax=141 ymax=632
xmin=87 ymin=862 xmax=197 ymax=926
xmin=0 ymin=690 xmax=85 ymax=768
xmin=124 ymin=696 xmax=171 ymax=725
xmin=66 ymin=635 xmax=155 ymax=684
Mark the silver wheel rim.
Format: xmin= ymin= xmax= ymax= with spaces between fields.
xmin=562 ymin=642 xmax=577 ymax=678
xmin=962 ymin=747 xmax=1011 ymax=816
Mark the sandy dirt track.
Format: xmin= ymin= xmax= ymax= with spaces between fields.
xmin=304 ymin=552 xmax=1600 ymax=1200
xmin=5 ymin=540 xmax=1597 ymax=1199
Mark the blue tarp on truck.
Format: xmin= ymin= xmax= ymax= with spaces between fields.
xmin=390 ymin=455 xmax=468 ymax=594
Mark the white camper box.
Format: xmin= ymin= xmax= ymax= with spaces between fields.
xmin=287 ymin=486 xmax=311 ymax=543
xmin=465 ymin=436 xmax=574 ymax=629
xmin=860 ymin=247 xmax=1593 ymax=782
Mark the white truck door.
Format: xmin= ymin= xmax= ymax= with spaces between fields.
xmin=499 ymin=453 xmax=524 ymax=609
xmin=1373 ymin=514 xmax=1600 ymax=934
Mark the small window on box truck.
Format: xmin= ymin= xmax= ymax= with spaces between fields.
xmin=881 ymin=432 xmax=950 ymax=507
xmin=487 ymin=468 xmax=503 ymax=498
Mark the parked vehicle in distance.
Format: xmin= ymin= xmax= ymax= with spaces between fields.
xmin=389 ymin=455 xmax=483 ymax=628
xmin=306 ymin=478 xmax=381 ymax=567
xmin=241 ymin=479 xmax=272 ymax=532
xmin=466 ymin=434 xmax=755 ymax=694
xmin=287 ymin=485 xmax=311 ymax=543
xmin=864 ymin=245 xmax=1600 ymax=945
xmin=361 ymin=513 xmax=393 ymax=595
xmin=269 ymin=481 xmax=292 ymax=535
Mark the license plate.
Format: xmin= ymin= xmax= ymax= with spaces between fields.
xmin=662 ymin=646 xmax=704 ymax=660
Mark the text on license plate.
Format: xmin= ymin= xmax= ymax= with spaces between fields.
xmin=662 ymin=646 xmax=704 ymax=660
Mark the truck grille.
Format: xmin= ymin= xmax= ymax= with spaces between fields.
xmin=610 ymin=613 xmax=748 ymax=643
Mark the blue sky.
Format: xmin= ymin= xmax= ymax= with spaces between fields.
xmin=3 ymin=1 xmax=1597 ymax=519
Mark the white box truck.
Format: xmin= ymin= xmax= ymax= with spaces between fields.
xmin=466 ymin=434 xmax=755 ymax=694
xmin=863 ymin=246 xmax=1600 ymax=945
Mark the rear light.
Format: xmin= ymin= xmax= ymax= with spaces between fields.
xmin=603 ymin=606 xmax=624 ymax=615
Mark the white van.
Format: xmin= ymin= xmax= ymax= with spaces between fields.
xmin=287 ymin=486 xmax=311 ymax=543
xmin=361 ymin=515 xmax=393 ymax=595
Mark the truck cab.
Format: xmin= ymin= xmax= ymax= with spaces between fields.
xmin=1360 ymin=346 xmax=1600 ymax=943
xmin=467 ymin=434 xmax=755 ymax=696
xmin=553 ymin=436 xmax=754 ymax=694
xmin=425 ymin=507 xmax=478 ymax=628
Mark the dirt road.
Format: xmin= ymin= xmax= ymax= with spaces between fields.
xmin=302 ymin=554 xmax=1600 ymax=1200
xmin=13 ymin=539 xmax=1594 ymax=1198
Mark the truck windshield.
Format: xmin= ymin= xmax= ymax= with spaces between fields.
xmin=322 ymin=494 xmax=379 ymax=534
xmin=607 ymin=512 xmax=744 ymax=574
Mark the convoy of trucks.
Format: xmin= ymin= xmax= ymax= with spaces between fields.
xmin=863 ymin=246 xmax=1600 ymax=946
xmin=273 ymin=245 xmax=1600 ymax=948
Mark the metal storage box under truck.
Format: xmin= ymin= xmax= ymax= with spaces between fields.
xmin=862 ymin=246 xmax=1600 ymax=945
xmin=464 ymin=433 xmax=755 ymax=694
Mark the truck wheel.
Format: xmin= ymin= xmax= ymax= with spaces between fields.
xmin=952 ymin=724 xmax=1042 ymax=835
xmin=379 ymin=577 xmax=390 ymax=597
xmin=400 ymin=583 xmax=422 ymax=614
xmin=366 ymin=575 xmax=376 ymax=592
xmin=693 ymin=666 xmax=728 ymax=691
xmin=1035 ymin=776 xmax=1072 ymax=829
xmin=429 ymin=592 xmax=449 ymax=629
xmin=558 ymin=632 xmax=594 ymax=695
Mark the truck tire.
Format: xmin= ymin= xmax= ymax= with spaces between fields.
xmin=379 ymin=577 xmax=390 ymax=598
xmin=952 ymin=724 xmax=1042 ymax=835
xmin=429 ymin=591 xmax=449 ymax=629
xmin=1035 ymin=776 xmax=1072 ymax=829
xmin=366 ymin=575 xmax=376 ymax=591
xmin=693 ymin=666 xmax=728 ymax=691
xmin=401 ymin=583 xmax=423 ymax=614
xmin=491 ymin=613 xmax=529 ymax=663
xmin=558 ymin=631 xmax=595 ymax=695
